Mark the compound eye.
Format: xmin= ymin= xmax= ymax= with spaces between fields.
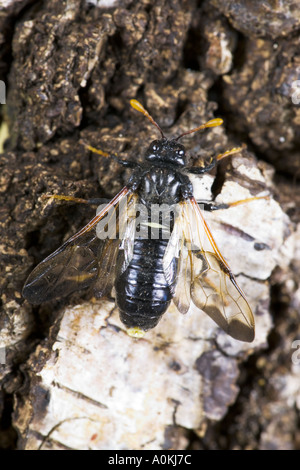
xmin=177 ymin=149 xmax=185 ymax=156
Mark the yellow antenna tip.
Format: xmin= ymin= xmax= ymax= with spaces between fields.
xmin=205 ymin=118 xmax=223 ymax=128
xmin=130 ymin=99 xmax=145 ymax=113
xmin=130 ymin=99 xmax=165 ymax=138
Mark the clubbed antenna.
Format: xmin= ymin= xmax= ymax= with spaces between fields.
xmin=175 ymin=118 xmax=223 ymax=141
xmin=130 ymin=99 xmax=165 ymax=139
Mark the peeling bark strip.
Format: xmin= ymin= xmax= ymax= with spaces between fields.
xmin=0 ymin=0 xmax=299 ymax=450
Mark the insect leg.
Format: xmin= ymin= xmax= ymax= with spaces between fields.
xmin=216 ymin=145 xmax=245 ymax=161
xmin=187 ymin=145 xmax=246 ymax=175
xmin=83 ymin=143 xmax=140 ymax=169
xmin=198 ymin=195 xmax=270 ymax=212
xmin=222 ymin=195 xmax=270 ymax=207
xmin=187 ymin=157 xmax=216 ymax=174
xmin=41 ymin=194 xmax=110 ymax=206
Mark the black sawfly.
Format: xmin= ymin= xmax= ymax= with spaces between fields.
xmin=23 ymin=99 xmax=255 ymax=342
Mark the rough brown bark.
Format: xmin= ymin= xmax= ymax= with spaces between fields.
xmin=0 ymin=0 xmax=299 ymax=450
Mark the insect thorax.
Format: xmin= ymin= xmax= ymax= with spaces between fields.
xmin=137 ymin=167 xmax=187 ymax=206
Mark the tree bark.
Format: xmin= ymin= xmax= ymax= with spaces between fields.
xmin=0 ymin=0 xmax=299 ymax=450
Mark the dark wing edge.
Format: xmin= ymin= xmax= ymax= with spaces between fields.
xmin=164 ymin=198 xmax=255 ymax=342
xmin=23 ymin=187 xmax=135 ymax=304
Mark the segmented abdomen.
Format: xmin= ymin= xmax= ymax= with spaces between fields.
xmin=115 ymin=239 xmax=177 ymax=330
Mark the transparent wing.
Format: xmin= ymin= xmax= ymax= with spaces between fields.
xmin=164 ymin=205 xmax=191 ymax=314
xmin=23 ymin=188 xmax=137 ymax=304
xmin=167 ymin=198 xmax=255 ymax=342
